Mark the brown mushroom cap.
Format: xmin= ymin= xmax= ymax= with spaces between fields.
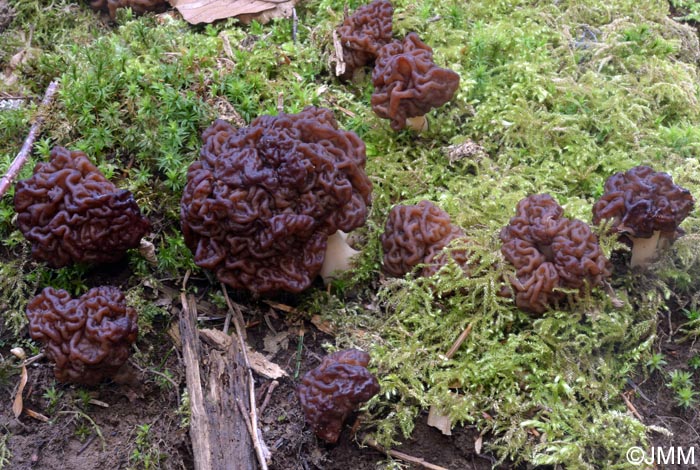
xmin=13 ymin=146 xmax=151 ymax=268
xmin=297 ymin=349 xmax=379 ymax=443
xmin=88 ymin=0 xmax=168 ymax=18
xmin=336 ymin=0 xmax=394 ymax=79
xmin=592 ymin=165 xmax=695 ymax=242
xmin=381 ymin=200 xmax=468 ymax=277
xmin=500 ymin=194 xmax=611 ymax=314
xmin=180 ymin=107 xmax=372 ymax=294
xmin=26 ymin=286 xmax=138 ymax=385
xmin=371 ymin=32 xmax=460 ymax=131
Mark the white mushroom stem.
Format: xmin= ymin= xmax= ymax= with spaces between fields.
xmin=406 ymin=115 xmax=429 ymax=132
xmin=320 ymin=231 xmax=360 ymax=285
xmin=630 ymin=230 xmax=661 ymax=268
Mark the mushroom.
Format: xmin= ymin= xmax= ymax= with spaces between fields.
xmin=180 ymin=107 xmax=372 ymax=294
xmin=381 ymin=200 xmax=469 ymax=277
xmin=371 ymin=32 xmax=460 ymax=131
xmin=500 ymin=194 xmax=611 ymax=314
xmin=335 ymin=0 xmax=394 ymax=80
xmin=13 ymin=146 xmax=151 ymax=268
xmin=592 ymin=166 xmax=695 ymax=268
xmin=26 ymin=286 xmax=138 ymax=385
xmin=88 ymin=0 xmax=168 ymax=18
xmin=297 ymin=349 xmax=380 ymax=443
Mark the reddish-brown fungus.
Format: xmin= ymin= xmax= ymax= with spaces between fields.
xmin=26 ymin=286 xmax=138 ymax=385
xmin=297 ymin=349 xmax=379 ymax=443
xmin=371 ymin=32 xmax=460 ymax=131
xmin=500 ymin=194 xmax=611 ymax=314
xmin=180 ymin=107 xmax=372 ymax=294
xmin=13 ymin=146 xmax=150 ymax=268
xmin=88 ymin=0 xmax=168 ymax=19
xmin=592 ymin=165 xmax=695 ymax=267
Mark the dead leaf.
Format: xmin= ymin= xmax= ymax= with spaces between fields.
xmin=263 ymin=330 xmax=290 ymax=355
xmin=247 ymin=348 xmax=287 ymax=379
xmin=171 ymin=0 xmax=297 ymax=25
xmin=474 ymin=434 xmax=483 ymax=454
xmin=310 ymin=315 xmax=336 ymax=335
xmin=12 ymin=363 xmax=28 ymax=418
xmin=427 ymin=405 xmax=452 ymax=436
xmin=139 ymin=239 xmax=158 ymax=265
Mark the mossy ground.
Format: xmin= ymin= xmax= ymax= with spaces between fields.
xmin=2 ymin=0 xmax=700 ymax=469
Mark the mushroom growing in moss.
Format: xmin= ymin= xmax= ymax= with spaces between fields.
xmin=371 ymin=33 xmax=460 ymax=131
xmin=500 ymin=194 xmax=611 ymax=314
xmin=180 ymin=107 xmax=372 ymax=294
xmin=592 ymin=166 xmax=695 ymax=268
xmin=13 ymin=146 xmax=151 ymax=268
xmin=26 ymin=286 xmax=138 ymax=385
xmin=381 ymin=200 xmax=469 ymax=277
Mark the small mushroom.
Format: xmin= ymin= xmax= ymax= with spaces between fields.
xmin=592 ymin=166 xmax=695 ymax=268
xmin=180 ymin=107 xmax=372 ymax=294
xmin=371 ymin=33 xmax=460 ymax=131
xmin=335 ymin=0 xmax=394 ymax=80
xmin=26 ymin=286 xmax=138 ymax=385
xmin=381 ymin=200 xmax=468 ymax=277
xmin=500 ymin=194 xmax=611 ymax=314
xmin=297 ymin=349 xmax=379 ymax=443
xmin=13 ymin=146 xmax=151 ymax=268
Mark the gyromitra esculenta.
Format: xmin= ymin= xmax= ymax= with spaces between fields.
xmin=26 ymin=286 xmax=138 ymax=385
xmin=13 ymin=146 xmax=151 ymax=268
xmin=336 ymin=0 xmax=394 ymax=80
xmin=500 ymin=194 xmax=611 ymax=314
xmin=180 ymin=107 xmax=372 ymax=294
xmin=381 ymin=200 xmax=469 ymax=277
xmin=88 ymin=0 xmax=168 ymax=19
xmin=298 ymin=349 xmax=380 ymax=443
xmin=592 ymin=165 xmax=695 ymax=268
xmin=372 ymin=32 xmax=460 ymax=131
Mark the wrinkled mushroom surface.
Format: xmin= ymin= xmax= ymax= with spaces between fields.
xmin=336 ymin=0 xmax=393 ymax=79
xmin=371 ymin=32 xmax=460 ymax=131
xmin=180 ymin=107 xmax=372 ymax=294
xmin=88 ymin=0 xmax=168 ymax=18
xmin=592 ymin=165 xmax=695 ymax=243
xmin=500 ymin=194 xmax=611 ymax=314
xmin=26 ymin=286 xmax=138 ymax=385
xmin=13 ymin=146 xmax=151 ymax=268
xmin=381 ymin=200 xmax=467 ymax=277
xmin=297 ymin=349 xmax=380 ymax=443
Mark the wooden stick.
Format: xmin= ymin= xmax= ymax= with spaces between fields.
xmin=179 ymin=293 xmax=212 ymax=470
xmin=364 ymin=438 xmax=450 ymax=470
xmin=0 ymin=80 xmax=60 ymax=198
xmin=621 ymin=392 xmax=644 ymax=423
xmin=445 ymin=323 xmax=473 ymax=359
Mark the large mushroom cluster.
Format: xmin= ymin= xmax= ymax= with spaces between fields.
xmin=180 ymin=106 xmax=372 ymax=294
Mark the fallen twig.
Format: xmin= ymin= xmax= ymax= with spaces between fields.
xmin=364 ymin=438 xmax=450 ymax=470
xmin=621 ymin=392 xmax=644 ymax=423
xmin=259 ymin=380 xmax=279 ymax=415
xmin=222 ymin=284 xmax=269 ymax=470
xmin=0 ymin=80 xmax=60 ymax=198
xmin=77 ymin=434 xmax=98 ymax=455
xmin=445 ymin=323 xmax=473 ymax=359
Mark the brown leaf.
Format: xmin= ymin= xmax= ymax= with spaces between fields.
xmin=247 ymin=348 xmax=287 ymax=379
xmin=12 ymin=364 xmax=28 ymax=418
xmin=171 ymin=0 xmax=297 ymax=25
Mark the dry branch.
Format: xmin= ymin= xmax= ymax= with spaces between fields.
xmin=0 ymin=80 xmax=59 ymax=198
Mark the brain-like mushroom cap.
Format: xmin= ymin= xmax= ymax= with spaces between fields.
xmin=500 ymin=194 xmax=611 ymax=314
xmin=297 ymin=349 xmax=380 ymax=443
xmin=381 ymin=200 xmax=467 ymax=277
xmin=26 ymin=286 xmax=138 ymax=385
xmin=371 ymin=32 xmax=460 ymax=131
xmin=180 ymin=107 xmax=372 ymax=294
xmin=13 ymin=146 xmax=151 ymax=268
xmin=592 ymin=165 xmax=695 ymax=242
xmin=88 ymin=0 xmax=168 ymax=18
xmin=336 ymin=0 xmax=394 ymax=78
